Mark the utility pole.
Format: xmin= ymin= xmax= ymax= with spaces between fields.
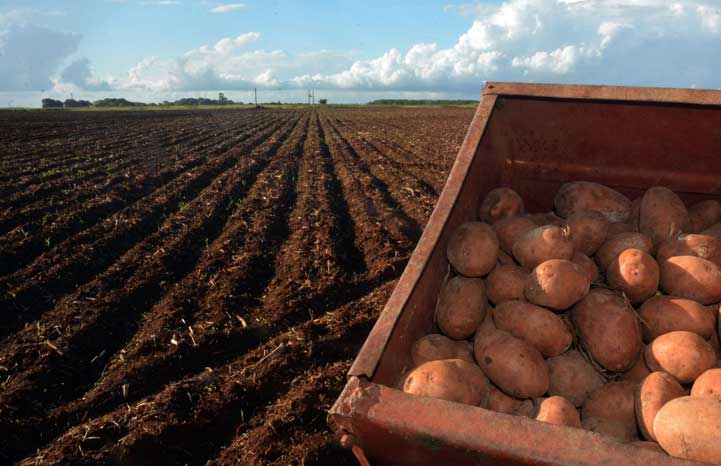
xmin=312 ymin=89 xmax=315 ymax=105
xmin=254 ymin=88 xmax=258 ymax=107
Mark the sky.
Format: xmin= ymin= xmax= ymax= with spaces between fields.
xmin=1 ymin=0 xmax=721 ymax=107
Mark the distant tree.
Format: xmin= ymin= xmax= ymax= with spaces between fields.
xmin=218 ymin=92 xmax=228 ymax=105
xmin=64 ymin=99 xmax=91 ymax=108
xmin=42 ymin=98 xmax=63 ymax=108
xmin=93 ymin=98 xmax=147 ymax=107
xmin=319 ymin=99 xmax=327 ymax=105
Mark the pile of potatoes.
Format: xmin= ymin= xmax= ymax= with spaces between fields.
xmin=401 ymin=181 xmax=721 ymax=465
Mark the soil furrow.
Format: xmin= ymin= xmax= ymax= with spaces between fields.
xmin=0 ymin=112 xmax=294 ymax=339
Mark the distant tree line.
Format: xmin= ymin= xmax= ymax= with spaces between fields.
xmin=42 ymin=93 xmax=239 ymax=109
xmin=368 ymin=99 xmax=479 ymax=106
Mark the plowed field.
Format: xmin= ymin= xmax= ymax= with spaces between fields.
xmin=0 ymin=106 xmax=474 ymax=465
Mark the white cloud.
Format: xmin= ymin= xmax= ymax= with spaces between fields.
xmin=209 ymin=3 xmax=245 ymax=13
xmin=60 ymin=58 xmax=112 ymax=91
xmin=0 ymin=23 xmax=80 ymax=91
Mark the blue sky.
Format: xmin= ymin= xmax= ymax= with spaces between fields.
xmin=1 ymin=1 xmax=721 ymax=106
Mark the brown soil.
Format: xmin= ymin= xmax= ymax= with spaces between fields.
xmin=0 ymin=106 xmax=473 ymax=465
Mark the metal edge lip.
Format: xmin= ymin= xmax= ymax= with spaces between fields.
xmin=483 ymin=81 xmax=721 ymax=106
xmin=346 ymin=94 xmax=498 ymax=379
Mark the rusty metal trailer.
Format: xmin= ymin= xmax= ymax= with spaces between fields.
xmin=330 ymin=82 xmax=721 ymax=466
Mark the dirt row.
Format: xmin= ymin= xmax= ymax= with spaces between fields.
xmin=0 ymin=106 xmax=475 ymax=465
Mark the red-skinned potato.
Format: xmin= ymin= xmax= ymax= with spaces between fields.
xmin=639 ymin=187 xmax=690 ymax=247
xmin=607 ymin=222 xmax=636 ymax=236
xmin=487 ymin=384 xmax=535 ymax=416
xmin=565 ymin=210 xmax=609 ymax=256
xmin=492 ymin=300 xmax=572 ymax=357
xmin=447 ymin=221 xmax=499 ymax=277
xmin=702 ymin=221 xmax=721 ymax=239
xmin=660 ymin=255 xmax=721 ymax=305
xmin=512 ymin=224 xmax=574 ymax=270
xmin=485 ymin=264 xmax=527 ymax=305
xmin=474 ymin=324 xmax=549 ymax=399
xmin=572 ymin=289 xmax=642 ymax=372
xmin=582 ymin=417 xmax=636 ymax=443
xmin=645 ymin=331 xmax=715 ymax=384
xmin=525 ymin=259 xmax=590 ymax=310
xmin=635 ymin=372 xmax=685 ymax=441
xmin=436 ymin=275 xmax=487 ymax=340
xmin=492 ymin=215 xmax=537 ymax=255
xmin=411 ymin=334 xmax=475 ymax=366
xmin=638 ymin=296 xmax=716 ymax=342
xmin=403 ymin=359 xmax=489 ymax=406
xmin=688 ymin=199 xmax=721 ymax=233
xmin=606 ymin=248 xmax=659 ymax=304
xmin=583 ymin=382 xmax=637 ymax=438
xmin=691 ymin=368 xmax=721 ymax=397
xmin=525 ymin=211 xmax=563 ymax=226
xmin=656 ymin=234 xmax=721 ymax=266
xmin=479 ymin=187 xmax=524 ymax=224
xmin=632 ymin=441 xmax=665 ymax=453
xmin=535 ymin=396 xmax=582 ymax=428
xmin=546 ymin=350 xmax=604 ymax=407
xmin=654 ymin=396 xmax=721 ymax=464
xmin=595 ymin=232 xmax=654 ymax=271
xmin=554 ymin=181 xmax=632 ymax=223
xmin=571 ymin=251 xmax=599 ymax=283
xmin=620 ymin=353 xmax=651 ymax=384
xmin=497 ymin=249 xmax=516 ymax=266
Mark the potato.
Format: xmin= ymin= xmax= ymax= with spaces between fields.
xmin=688 ymin=199 xmax=721 ymax=233
xmin=639 ymin=187 xmax=690 ymax=247
xmin=474 ymin=325 xmax=549 ymax=399
xmin=631 ymin=441 xmax=665 ymax=453
xmin=554 ymin=181 xmax=632 ymax=223
xmin=656 ymin=233 xmax=721 ymax=268
xmin=645 ymin=331 xmax=715 ymax=384
xmin=535 ymin=396 xmax=581 ymax=428
xmin=512 ymin=225 xmax=574 ymax=270
xmin=691 ymin=368 xmax=721 ymax=397
xmin=702 ymin=222 xmax=721 ymax=240
xmin=582 ymin=417 xmax=636 ymax=443
xmin=479 ymin=187 xmax=524 ymax=224
xmin=635 ymin=372 xmax=685 ymax=441
xmin=485 ymin=265 xmax=526 ymax=305
xmin=487 ymin=384 xmax=534 ymax=416
xmin=606 ymin=248 xmax=659 ymax=304
xmin=595 ymin=232 xmax=654 ymax=271
xmin=638 ymin=296 xmax=716 ymax=342
xmin=571 ymin=251 xmax=599 ymax=283
xmin=629 ymin=196 xmax=642 ymax=231
xmin=497 ymin=249 xmax=516 ymax=266
xmin=525 ymin=211 xmax=563 ymax=225
xmin=492 ymin=300 xmax=572 ymax=357
xmin=620 ymin=353 xmax=651 ymax=384
xmin=411 ymin=334 xmax=475 ymax=366
xmin=583 ymin=382 xmax=636 ymax=438
xmin=654 ymin=396 xmax=721 ymax=464
xmin=546 ymin=350 xmax=604 ymax=407
xmin=525 ymin=259 xmax=590 ymax=310
xmin=660 ymin=256 xmax=721 ymax=305
xmin=436 ymin=275 xmax=487 ymax=340
xmin=565 ymin=210 xmax=609 ymax=256
xmin=402 ymin=359 xmax=489 ymax=406
xmin=447 ymin=221 xmax=499 ymax=277
xmin=607 ymin=222 xmax=636 ymax=236
xmin=572 ymin=289 xmax=642 ymax=372
xmin=492 ymin=215 xmax=537 ymax=255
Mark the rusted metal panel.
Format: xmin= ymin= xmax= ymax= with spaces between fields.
xmin=332 ymin=378 xmax=697 ymax=466
xmin=333 ymin=82 xmax=720 ymax=465
xmin=484 ymin=82 xmax=721 ymax=106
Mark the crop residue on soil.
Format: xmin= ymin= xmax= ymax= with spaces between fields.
xmin=0 ymin=106 xmax=473 ymax=465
